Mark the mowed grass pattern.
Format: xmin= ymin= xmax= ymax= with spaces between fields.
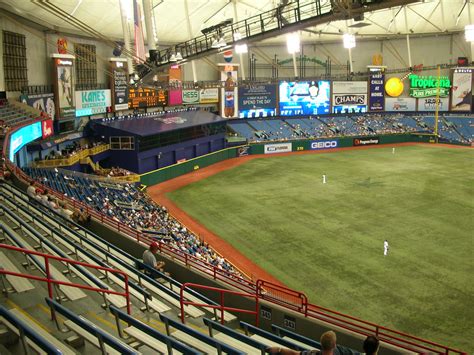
xmin=167 ymin=146 xmax=474 ymax=351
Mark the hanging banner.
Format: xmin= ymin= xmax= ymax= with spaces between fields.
xmin=75 ymin=89 xmax=111 ymax=117
xmin=332 ymin=81 xmax=368 ymax=94
xmin=182 ymin=89 xmax=200 ymax=104
xmin=238 ymin=84 xmax=277 ymax=118
xmin=369 ymin=72 xmax=385 ymax=111
xmin=451 ymin=68 xmax=472 ymax=112
xmin=199 ymin=88 xmax=219 ymax=103
xmin=279 ymin=80 xmax=330 ymax=116
xmin=20 ymin=93 xmax=56 ymax=120
xmin=220 ymin=69 xmax=239 ymax=118
xmin=55 ymin=58 xmax=75 ymax=118
xmin=113 ymin=67 xmax=129 ymax=111
xmin=168 ymin=66 xmax=183 ymax=106
xmin=385 ymin=97 xmax=416 ymax=112
xmin=417 ymin=98 xmax=449 ymax=112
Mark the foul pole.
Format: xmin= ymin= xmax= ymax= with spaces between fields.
xmin=434 ymin=65 xmax=441 ymax=143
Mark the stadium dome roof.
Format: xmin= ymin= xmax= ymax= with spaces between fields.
xmin=0 ymin=0 xmax=471 ymax=46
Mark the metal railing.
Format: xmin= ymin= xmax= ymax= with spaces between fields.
xmin=1 ymin=112 xmax=468 ymax=354
xmin=179 ymin=282 xmax=259 ymax=326
xmin=0 ymin=243 xmax=131 ymax=315
xmin=32 ymin=144 xmax=110 ymax=168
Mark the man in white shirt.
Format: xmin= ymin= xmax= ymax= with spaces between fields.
xmin=384 ymin=240 xmax=389 ymax=256
xmin=26 ymin=181 xmax=36 ymax=199
xmin=142 ymin=242 xmax=166 ymax=273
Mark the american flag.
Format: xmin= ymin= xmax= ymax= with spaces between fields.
xmin=133 ymin=0 xmax=146 ymax=63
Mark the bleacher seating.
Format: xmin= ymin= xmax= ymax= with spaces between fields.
xmin=23 ymin=167 xmax=242 ymax=280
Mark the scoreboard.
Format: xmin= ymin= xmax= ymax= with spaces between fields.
xmin=128 ymin=88 xmax=167 ymax=108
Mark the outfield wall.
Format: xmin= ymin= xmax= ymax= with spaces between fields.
xmin=140 ymin=133 xmax=434 ymax=186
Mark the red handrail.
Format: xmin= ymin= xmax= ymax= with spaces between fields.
xmin=179 ymin=282 xmax=259 ymax=326
xmin=0 ymin=243 xmax=131 ymax=315
xmin=1 ymin=118 xmax=468 ymax=354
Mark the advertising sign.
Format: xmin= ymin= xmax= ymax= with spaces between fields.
xmin=9 ymin=122 xmax=42 ymax=161
xmin=279 ymin=81 xmax=330 ymax=116
xmin=75 ymin=89 xmax=112 ymax=117
xmin=264 ymin=143 xmax=292 ymax=154
xmin=369 ymin=72 xmax=385 ymax=111
xmin=238 ymin=84 xmax=277 ymax=118
xmin=353 ymin=137 xmax=379 ymax=146
xmin=128 ymin=88 xmax=168 ymax=108
xmin=113 ymin=68 xmax=129 ymax=111
xmin=451 ymin=68 xmax=472 ymax=112
xmin=56 ymin=63 xmax=75 ymax=118
xmin=182 ymin=90 xmax=200 ymax=104
xmin=332 ymin=81 xmax=367 ymax=94
xmin=42 ymin=119 xmax=54 ymax=139
xmin=168 ymin=66 xmax=183 ymax=106
xmin=333 ymin=94 xmax=367 ymax=106
xmin=199 ymin=88 xmax=219 ymax=103
xmin=409 ymin=74 xmax=451 ymax=98
xmin=168 ymin=89 xmax=183 ymax=106
xmin=332 ymin=105 xmax=367 ymax=114
xmin=20 ymin=93 xmax=56 ymax=120
xmin=417 ymin=97 xmax=449 ymax=112
xmin=310 ymin=139 xmax=338 ymax=150
xmin=385 ymin=97 xmax=416 ymax=112
xmin=220 ymin=70 xmax=238 ymax=118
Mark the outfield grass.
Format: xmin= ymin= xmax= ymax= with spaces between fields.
xmin=167 ymin=145 xmax=474 ymax=351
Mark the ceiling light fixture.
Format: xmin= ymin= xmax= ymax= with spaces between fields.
xmin=286 ymin=32 xmax=300 ymax=54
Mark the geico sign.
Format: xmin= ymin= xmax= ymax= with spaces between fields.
xmin=311 ymin=140 xmax=338 ymax=149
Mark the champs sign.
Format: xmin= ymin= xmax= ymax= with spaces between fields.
xmin=409 ymin=74 xmax=451 ymax=98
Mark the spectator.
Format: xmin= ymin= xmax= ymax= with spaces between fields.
xmin=362 ymin=335 xmax=379 ymax=355
xmin=267 ymin=330 xmax=337 ymax=354
xmin=72 ymin=208 xmax=91 ymax=225
xmin=40 ymin=190 xmax=49 ymax=206
xmin=142 ymin=241 xmax=166 ymax=274
xmin=59 ymin=201 xmax=74 ymax=220
xmin=26 ymin=181 xmax=36 ymax=200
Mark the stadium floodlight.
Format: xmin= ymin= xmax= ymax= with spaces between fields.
xmin=169 ymin=54 xmax=177 ymax=62
xmin=233 ymin=31 xmax=242 ymax=41
xmin=175 ymin=52 xmax=183 ymax=61
xmin=235 ymin=43 xmax=248 ymax=54
xmin=343 ymin=33 xmax=356 ymax=49
xmin=211 ymin=37 xmax=220 ymax=48
xmin=465 ymin=25 xmax=474 ymax=42
xmin=217 ymin=35 xmax=227 ymax=47
xmin=286 ymin=32 xmax=300 ymax=54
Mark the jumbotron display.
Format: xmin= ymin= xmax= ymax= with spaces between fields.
xmin=279 ymin=80 xmax=330 ymax=116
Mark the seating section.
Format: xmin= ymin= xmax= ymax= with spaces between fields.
xmin=23 ymin=167 xmax=241 ymax=279
xmin=0 ymin=101 xmax=36 ymax=128
xmin=227 ymin=114 xmax=474 ymax=144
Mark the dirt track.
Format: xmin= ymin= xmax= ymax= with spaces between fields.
xmin=147 ymin=142 xmax=470 ymax=284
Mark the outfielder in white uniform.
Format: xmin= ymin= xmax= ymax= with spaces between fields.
xmin=384 ymin=240 xmax=389 ymax=256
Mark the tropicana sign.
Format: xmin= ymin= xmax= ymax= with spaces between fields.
xmin=409 ymin=74 xmax=451 ymax=98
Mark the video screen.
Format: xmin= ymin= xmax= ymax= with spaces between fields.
xmin=279 ymin=81 xmax=330 ymax=116
xmin=9 ymin=122 xmax=42 ymax=161
xmin=332 ymin=105 xmax=367 ymax=114
xmin=239 ymin=108 xmax=276 ymax=118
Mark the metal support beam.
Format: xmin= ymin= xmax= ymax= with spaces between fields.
xmin=184 ymin=0 xmax=197 ymax=82
xmin=404 ymin=6 xmax=412 ymax=68
xmin=142 ymin=0 xmax=156 ymax=50
xmin=119 ymin=0 xmax=134 ymax=75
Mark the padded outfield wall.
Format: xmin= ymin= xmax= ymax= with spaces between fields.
xmin=140 ymin=133 xmax=434 ymax=186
